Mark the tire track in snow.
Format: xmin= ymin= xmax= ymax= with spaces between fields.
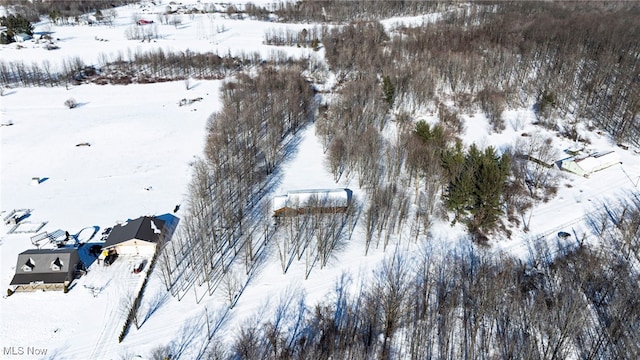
xmin=60 ymin=257 xmax=146 ymax=359
xmin=88 ymin=262 xmax=126 ymax=360
xmin=499 ymin=165 xmax=639 ymax=259
xmin=51 ymin=257 xmax=148 ymax=359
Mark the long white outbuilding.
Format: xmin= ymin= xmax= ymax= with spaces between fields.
xmin=560 ymin=150 xmax=622 ymax=177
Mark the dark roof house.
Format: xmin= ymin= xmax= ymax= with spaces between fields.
xmin=10 ymin=248 xmax=80 ymax=292
xmin=103 ymin=216 xmax=165 ymax=256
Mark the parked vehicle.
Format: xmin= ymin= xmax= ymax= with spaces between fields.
xmin=103 ymin=251 xmax=118 ymax=266
xmin=133 ymin=260 xmax=146 ymax=274
xmin=89 ymin=244 xmax=102 ymax=257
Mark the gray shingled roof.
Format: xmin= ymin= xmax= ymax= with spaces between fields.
xmin=10 ymin=272 xmax=71 ymax=286
xmin=10 ymin=248 xmax=79 ymax=286
xmin=103 ymin=216 xmax=165 ymax=249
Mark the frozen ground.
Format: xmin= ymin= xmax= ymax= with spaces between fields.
xmin=1 ymin=1 xmax=640 ymax=358
xmin=0 ymin=0 xmax=319 ymax=71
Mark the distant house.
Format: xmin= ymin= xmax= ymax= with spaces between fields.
xmin=13 ymin=33 xmax=32 ymax=42
xmin=103 ymin=216 xmax=165 ymax=256
xmin=273 ymin=188 xmax=353 ymax=217
xmin=560 ymin=150 xmax=622 ymax=177
xmin=9 ymin=248 xmax=81 ymax=292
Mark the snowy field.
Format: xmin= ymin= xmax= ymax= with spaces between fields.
xmin=0 ymin=1 xmax=319 ymax=71
xmin=1 ymin=1 xmax=640 ymax=359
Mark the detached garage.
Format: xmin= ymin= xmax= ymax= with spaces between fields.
xmin=103 ymin=216 xmax=165 ymax=256
xmin=560 ymin=151 xmax=622 ymax=177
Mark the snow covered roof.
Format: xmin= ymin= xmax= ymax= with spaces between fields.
xmin=561 ymin=150 xmax=621 ymax=176
xmin=273 ymin=188 xmax=352 ymax=210
xmin=103 ymin=216 xmax=165 ymax=248
xmin=574 ymin=151 xmax=619 ymax=170
xmin=13 ymin=33 xmax=32 ymax=42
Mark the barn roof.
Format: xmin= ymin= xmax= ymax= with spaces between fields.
xmin=103 ymin=216 xmax=165 ymax=249
xmin=273 ymin=188 xmax=352 ymax=210
xmin=563 ymin=150 xmax=621 ymax=174
xmin=10 ymin=272 xmax=70 ymax=286
xmin=10 ymin=248 xmax=79 ymax=285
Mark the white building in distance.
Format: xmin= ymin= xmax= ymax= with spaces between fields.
xmin=560 ymin=150 xmax=621 ymax=177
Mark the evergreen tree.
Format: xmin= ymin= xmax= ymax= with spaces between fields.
xmin=382 ymin=75 xmax=395 ymax=107
xmin=0 ymin=14 xmax=34 ymax=44
xmin=443 ymin=144 xmax=510 ymax=240
xmin=534 ymin=90 xmax=556 ymax=121
xmin=441 ymin=140 xmax=465 ymax=184
xmin=414 ymin=120 xmax=446 ymax=151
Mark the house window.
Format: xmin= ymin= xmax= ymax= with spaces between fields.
xmin=22 ymin=258 xmax=35 ymax=272
xmin=51 ymin=257 xmax=63 ymax=271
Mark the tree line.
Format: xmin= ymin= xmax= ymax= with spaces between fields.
xmin=156 ymin=66 xmax=315 ymax=303
xmin=186 ymin=231 xmax=639 ymax=359
xmin=263 ymin=0 xmax=444 ymax=23
xmin=263 ymin=26 xmax=321 ymax=50
xmin=0 ymin=48 xmax=308 ymax=87
xmin=0 ymin=0 xmax=137 ymax=23
xmin=1 ymin=0 xmax=443 ymax=26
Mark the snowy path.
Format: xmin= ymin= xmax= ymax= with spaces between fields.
xmin=57 ymin=256 xmax=150 ymax=359
xmin=497 ymin=164 xmax=640 ymax=260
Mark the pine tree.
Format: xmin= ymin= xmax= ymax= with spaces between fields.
xmin=441 ymin=140 xmax=465 ymax=183
xmin=382 ymin=75 xmax=395 ymax=107
xmin=443 ymin=143 xmax=471 ymax=222
xmin=443 ymin=144 xmax=510 ymax=239
xmin=414 ymin=120 xmax=446 ymax=152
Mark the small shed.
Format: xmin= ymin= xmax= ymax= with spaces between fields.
xmin=9 ymin=248 xmax=81 ymax=292
xmin=14 ymin=33 xmax=32 ymax=42
xmin=560 ymin=151 xmax=622 ymax=177
xmin=273 ymin=188 xmax=353 ymax=217
xmin=103 ymin=216 xmax=165 ymax=256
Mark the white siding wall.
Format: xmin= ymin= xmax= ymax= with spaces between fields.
xmin=114 ymin=240 xmax=156 ymax=256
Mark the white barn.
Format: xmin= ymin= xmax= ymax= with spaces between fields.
xmin=273 ymin=188 xmax=352 ymax=217
xmin=103 ymin=216 xmax=165 ymax=256
xmin=560 ymin=151 xmax=622 ymax=177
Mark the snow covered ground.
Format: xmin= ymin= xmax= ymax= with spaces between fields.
xmin=1 ymin=1 xmax=640 ymax=358
xmin=0 ymin=80 xmax=219 ymax=358
xmin=0 ymin=1 xmax=319 ymax=71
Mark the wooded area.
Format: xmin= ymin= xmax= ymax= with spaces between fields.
xmin=170 ymin=2 xmax=640 ymax=358
xmin=218 ymin=235 xmax=640 ymax=360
